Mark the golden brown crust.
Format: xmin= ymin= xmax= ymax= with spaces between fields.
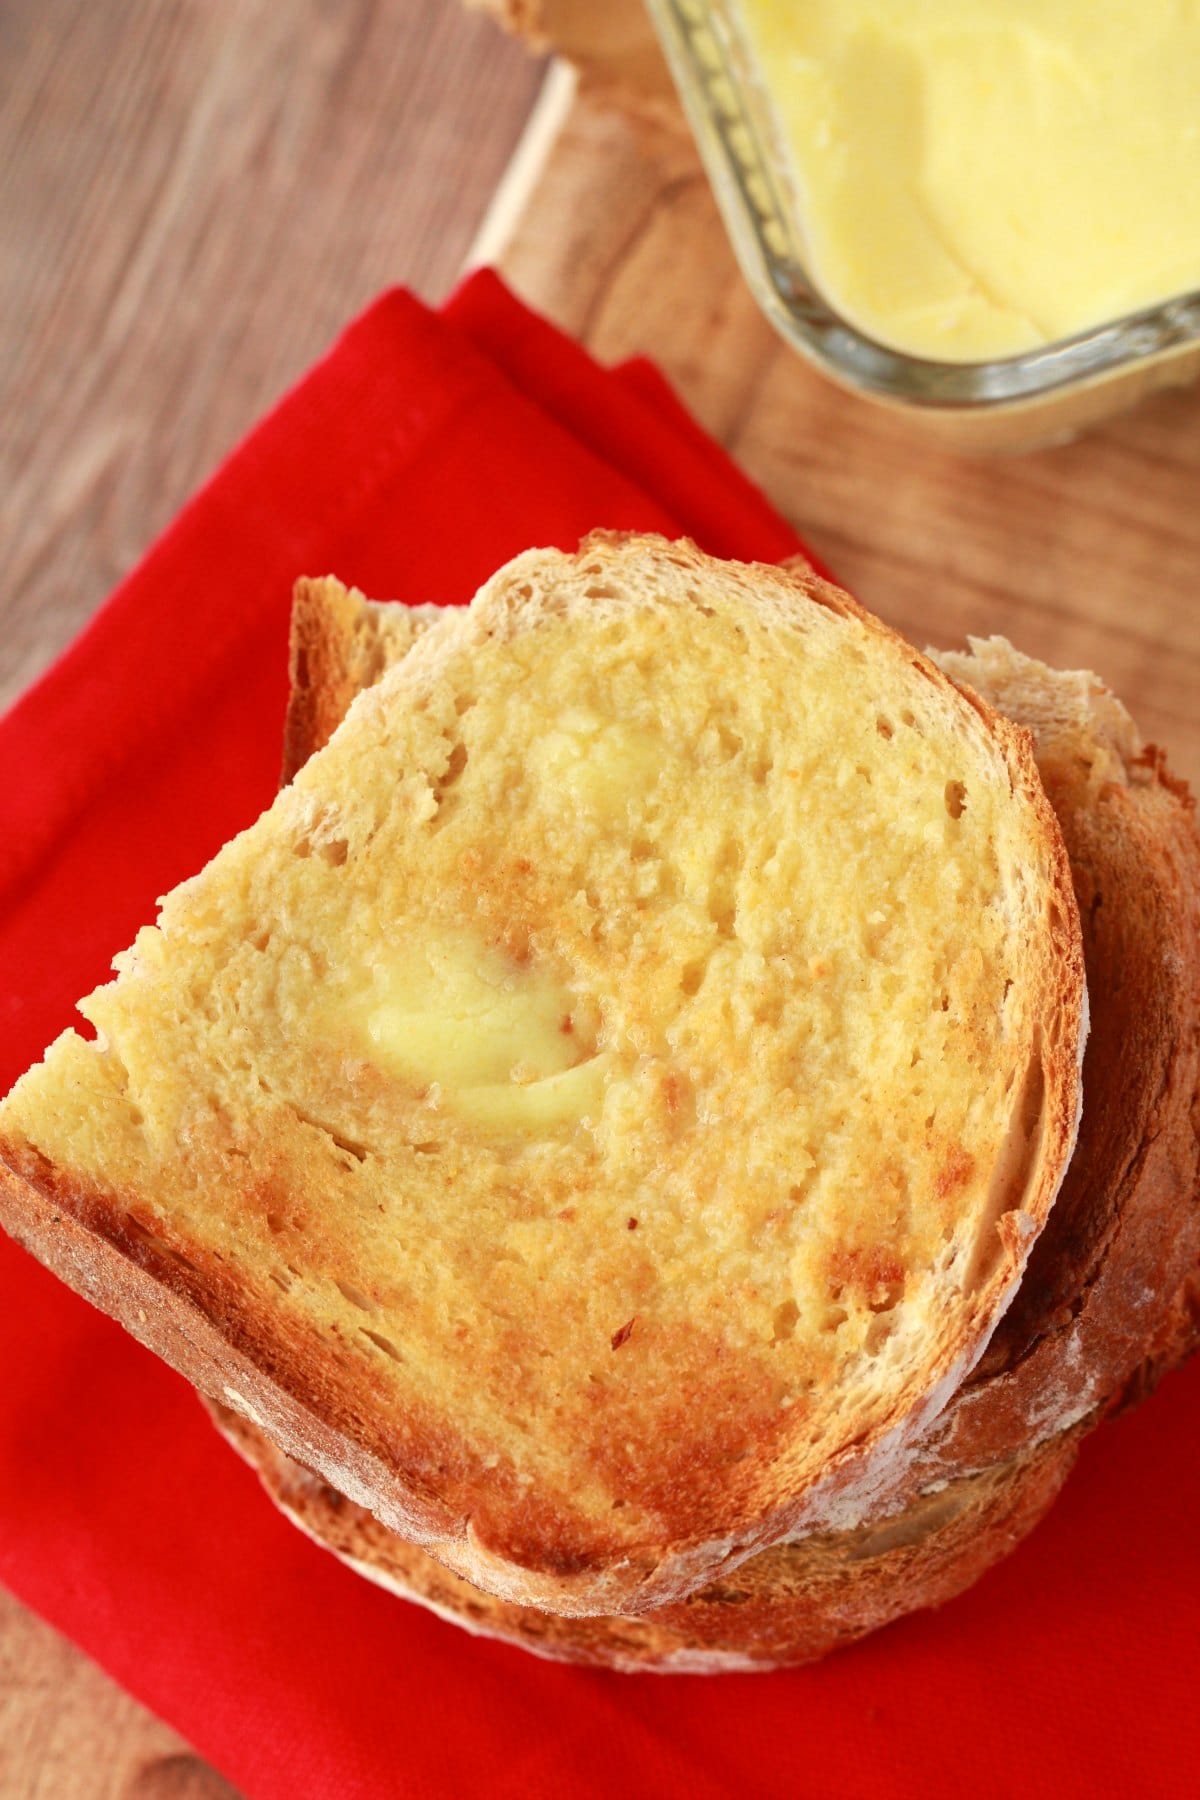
xmin=0 ymin=1153 xmax=468 ymax=1546
xmin=209 ymin=1397 xmax=1080 ymax=1672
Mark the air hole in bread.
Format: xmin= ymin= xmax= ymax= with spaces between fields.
xmin=716 ymin=723 xmax=743 ymax=761
xmin=701 ymin=1584 xmax=753 ymax=1605
xmin=869 ymin=1278 xmax=906 ymax=1314
xmin=707 ymin=841 xmax=744 ymax=938
xmin=901 ymin=708 xmax=917 ymax=728
xmin=680 ymin=960 xmax=706 ymax=997
xmin=361 ymin=1328 xmax=402 ymax=1362
xmin=336 ymin=1280 xmax=376 ymax=1313
xmin=319 ymin=837 xmax=349 ymax=867
xmin=24 ymin=1144 xmax=55 ymax=1179
xmin=292 ymin=837 xmax=312 ymax=859
xmin=944 ymin=780 xmax=967 ymax=820
xmin=269 ymin=1269 xmax=293 ymax=1292
xmin=821 ymin=1306 xmax=849 ymax=1334
xmin=962 ymin=1041 xmax=1047 ymax=1296
xmin=124 ymin=1213 xmax=199 ymax=1273
xmin=710 ymin=903 xmax=737 ymax=938
xmin=411 ymin=1141 xmax=442 ymax=1157
xmin=772 ymin=1298 xmax=800 ymax=1342
xmin=876 ymin=715 xmax=894 ymax=739
xmin=441 ymin=741 xmax=469 ymax=791
xmin=290 ymin=1108 xmax=369 ymax=1163
xmin=848 ymin=1486 xmax=972 ymax=1560
xmin=865 ymin=1314 xmax=895 ymax=1357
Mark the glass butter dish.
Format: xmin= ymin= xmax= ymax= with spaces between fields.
xmin=645 ymin=0 xmax=1200 ymax=449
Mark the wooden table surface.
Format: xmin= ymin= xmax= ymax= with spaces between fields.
xmin=5 ymin=1 xmax=1200 ymax=1795
xmin=0 ymin=2 xmax=541 ymax=1793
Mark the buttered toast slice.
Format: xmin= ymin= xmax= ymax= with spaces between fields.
xmin=0 ymin=536 xmax=1084 ymax=1614
xmin=289 ymin=584 xmax=1199 ymax=1519
xmin=211 ymin=588 xmax=1197 ymax=1670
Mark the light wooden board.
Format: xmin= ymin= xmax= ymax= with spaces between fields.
xmin=489 ymin=78 xmax=1200 ymax=788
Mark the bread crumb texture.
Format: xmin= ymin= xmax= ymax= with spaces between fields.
xmin=0 ymin=536 xmax=1082 ymax=1578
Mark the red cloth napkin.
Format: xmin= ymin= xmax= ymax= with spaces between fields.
xmin=0 ymin=271 xmax=1195 ymax=1800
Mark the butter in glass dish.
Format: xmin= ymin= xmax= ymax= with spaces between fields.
xmin=647 ymin=0 xmax=1200 ymax=445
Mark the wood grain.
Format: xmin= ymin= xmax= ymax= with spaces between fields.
xmin=0 ymin=0 xmax=543 ymax=714
xmin=0 ymin=1587 xmax=239 ymax=1799
xmin=491 ymin=96 xmax=1200 ymax=787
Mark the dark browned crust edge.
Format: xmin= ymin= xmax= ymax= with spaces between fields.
xmin=210 ymin=1397 xmax=1081 ymax=1673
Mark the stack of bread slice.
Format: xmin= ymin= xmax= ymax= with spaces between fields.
xmin=1 ymin=537 xmax=1196 ymax=1668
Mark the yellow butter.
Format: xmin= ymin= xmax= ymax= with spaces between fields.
xmin=739 ymin=0 xmax=1200 ymax=360
xmin=529 ymin=708 xmax=660 ymax=822
xmin=363 ymin=928 xmax=609 ymax=1130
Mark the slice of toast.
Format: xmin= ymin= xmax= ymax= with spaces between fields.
xmin=0 ymin=535 xmax=1084 ymax=1614
xmin=292 ymin=585 xmax=1200 ymax=1501
xmin=884 ymin=638 xmax=1200 ymax=1514
xmin=214 ymin=582 xmax=1196 ymax=1668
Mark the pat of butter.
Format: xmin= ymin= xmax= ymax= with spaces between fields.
xmin=530 ymin=709 xmax=660 ymax=821
xmin=363 ymin=930 xmax=609 ymax=1130
xmin=739 ymin=0 xmax=1200 ymax=361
